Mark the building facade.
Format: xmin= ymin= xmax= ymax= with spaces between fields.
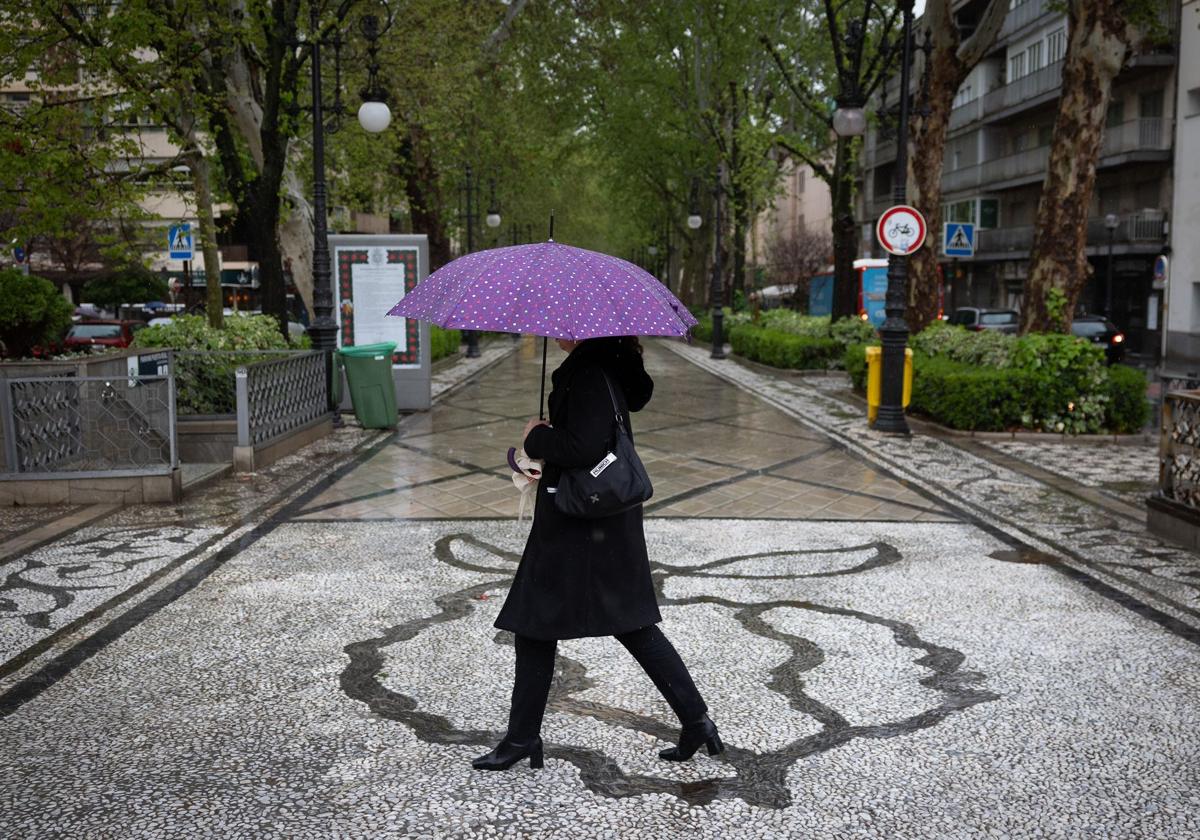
xmin=858 ymin=0 xmax=1176 ymax=359
xmin=749 ymin=158 xmax=834 ymax=287
xmin=1165 ymin=0 xmax=1200 ymax=369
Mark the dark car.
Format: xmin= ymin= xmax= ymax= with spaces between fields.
xmin=1071 ymin=316 xmax=1125 ymax=364
xmin=63 ymin=320 xmax=141 ymax=351
xmin=949 ymin=307 xmax=1020 ymax=334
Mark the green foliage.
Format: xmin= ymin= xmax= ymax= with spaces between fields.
xmin=1010 ymin=333 xmax=1108 ymax=433
xmin=729 ymin=324 xmax=842 ymax=370
xmin=760 ymin=310 xmax=832 ymax=337
xmin=1105 ymin=365 xmax=1150 ymax=433
xmin=133 ymin=315 xmax=297 ymax=416
xmin=82 ymin=270 xmax=169 ymax=309
xmin=829 ymin=317 xmax=880 ymax=349
xmin=691 ymin=308 xmax=753 ymax=343
xmin=0 ymin=270 xmax=74 ymax=358
xmin=909 ymin=354 xmax=1040 ymax=431
xmin=1044 ymin=287 xmax=1069 ymax=331
xmin=133 ymin=314 xmax=294 ymax=351
xmin=909 ymin=320 xmax=1016 ymax=367
xmin=430 ymin=326 xmax=462 ymax=362
xmin=850 ymin=322 xmax=1138 ymax=434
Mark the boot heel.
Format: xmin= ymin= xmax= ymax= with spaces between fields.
xmin=706 ymin=735 xmax=724 ymax=756
xmin=529 ymin=745 xmax=544 ymax=769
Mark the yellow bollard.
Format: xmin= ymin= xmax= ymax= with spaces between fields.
xmin=866 ymin=346 xmax=912 ymax=424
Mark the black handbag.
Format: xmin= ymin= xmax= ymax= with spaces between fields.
xmin=553 ymin=371 xmax=653 ymax=519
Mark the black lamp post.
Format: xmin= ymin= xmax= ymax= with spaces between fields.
xmin=307 ymin=4 xmax=393 ymax=368
xmin=710 ymin=162 xmax=726 ymax=359
xmin=458 ymin=166 xmax=502 ymax=357
xmin=1104 ymin=212 xmax=1119 ymax=318
xmin=853 ymin=0 xmax=917 ymax=435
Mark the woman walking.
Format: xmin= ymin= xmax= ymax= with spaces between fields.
xmin=473 ymin=336 xmax=721 ymax=772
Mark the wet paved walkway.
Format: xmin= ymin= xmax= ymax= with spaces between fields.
xmin=1 ymin=338 xmax=1198 ymax=839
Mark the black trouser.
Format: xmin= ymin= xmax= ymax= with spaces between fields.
xmin=507 ymin=625 xmax=707 ymax=742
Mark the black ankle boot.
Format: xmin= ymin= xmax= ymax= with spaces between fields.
xmin=472 ymin=737 xmax=544 ymax=771
xmin=659 ymin=715 xmax=723 ymax=762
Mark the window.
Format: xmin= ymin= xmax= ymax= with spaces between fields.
xmin=953 ymin=84 xmax=974 ymax=107
xmin=1009 ymin=52 xmax=1026 ymax=81
xmin=1106 ymin=100 xmax=1125 ymax=127
xmin=1027 ymin=42 xmax=1043 ymax=73
xmin=1037 ymin=124 xmax=1053 ymax=145
xmin=1135 ymin=179 xmax=1160 ymax=209
xmin=1139 ymin=89 xmax=1164 ymax=119
xmin=1048 ymin=28 xmax=1067 ymax=63
xmin=796 ymin=168 xmax=805 ymax=193
xmin=1187 ymin=87 xmax=1200 ymax=118
xmin=979 ymin=199 xmax=999 ymax=229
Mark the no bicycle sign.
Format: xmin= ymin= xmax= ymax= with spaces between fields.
xmin=876 ymin=205 xmax=927 ymax=256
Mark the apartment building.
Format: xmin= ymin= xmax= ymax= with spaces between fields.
xmin=859 ymin=0 xmax=1176 ymax=358
xmin=749 ymin=159 xmax=834 ymax=283
xmin=1165 ymin=0 xmax=1200 ymax=368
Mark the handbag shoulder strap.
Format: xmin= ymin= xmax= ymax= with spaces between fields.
xmin=598 ymin=370 xmax=628 ymax=435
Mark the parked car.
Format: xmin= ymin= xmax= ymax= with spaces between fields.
xmin=63 ymin=320 xmax=142 ymax=351
xmin=1071 ymin=315 xmax=1125 ymax=364
xmin=949 ymin=307 xmax=1020 ymax=334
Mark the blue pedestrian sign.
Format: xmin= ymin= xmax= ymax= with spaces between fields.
xmin=168 ymin=223 xmax=194 ymax=260
xmin=942 ymin=222 xmax=975 ymax=258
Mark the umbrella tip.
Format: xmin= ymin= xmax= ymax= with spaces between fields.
xmin=548 ymin=211 xmax=554 ymax=242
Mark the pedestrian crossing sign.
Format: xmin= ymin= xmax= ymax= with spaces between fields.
xmin=168 ymin=223 xmax=193 ymax=260
xmin=942 ymin=222 xmax=975 ymax=258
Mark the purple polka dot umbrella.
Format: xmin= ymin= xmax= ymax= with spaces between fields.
xmin=386 ymin=240 xmax=698 ymax=340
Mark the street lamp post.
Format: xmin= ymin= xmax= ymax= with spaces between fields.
xmin=710 ymin=163 xmax=726 ymax=360
xmin=1104 ymin=212 xmax=1119 ymax=318
xmin=307 ymin=3 xmax=393 ymax=379
xmin=835 ymin=0 xmax=916 ymax=432
xmin=458 ymin=167 xmax=502 ymax=358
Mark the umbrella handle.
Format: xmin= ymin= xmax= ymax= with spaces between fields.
xmin=539 ymin=336 xmax=548 ymax=420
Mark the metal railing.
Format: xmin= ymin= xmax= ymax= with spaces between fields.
xmin=1159 ymin=390 xmax=1200 ymax=510
xmin=235 ymin=351 xmax=328 ymax=449
xmin=1101 ymin=117 xmax=1168 ymax=156
xmin=0 ymin=374 xmax=177 ymax=476
xmin=1000 ymin=0 xmax=1052 ymax=39
xmin=975 ymin=210 xmax=1167 ymax=254
xmin=174 ymin=350 xmax=301 ymax=417
xmin=980 ymin=60 xmax=1063 ymax=119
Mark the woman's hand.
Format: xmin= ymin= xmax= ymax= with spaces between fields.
xmin=523 ymin=418 xmax=551 ymax=439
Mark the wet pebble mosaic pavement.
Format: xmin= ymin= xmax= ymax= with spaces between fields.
xmin=1 ymin=339 xmax=1198 ymax=838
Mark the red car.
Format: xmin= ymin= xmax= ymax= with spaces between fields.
xmin=63 ymin=320 xmax=142 ymax=351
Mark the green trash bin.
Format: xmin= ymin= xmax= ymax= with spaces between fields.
xmin=335 ymin=342 xmax=398 ymax=429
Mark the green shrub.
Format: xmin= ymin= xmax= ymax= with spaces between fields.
xmin=691 ymin=307 xmax=752 ymax=343
xmin=82 ymin=268 xmax=169 ymax=309
xmin=909 ymin=353 xmax=1040 ymax=431
xmin=759 ymin=310 xmax=832 ymax=337
xmin=430 ymin=326 xmax=461 ymax=361
xmin=0 ymin=269 xmax=74 ymax=358
xmin=1010 ymin=333 xmax=1108 ymax=433
xmin=909 ymin=320 xmax=1016 ymax=367
xmin=134 ymin=313 xmax=294 ymax=351
xmin=1105 ymin=365 xmax=1149 ymax=433
xmin=729 ymin=324 xmax=841 ymax=370
xmin=830 ymin=316 xmax=879 ymax=349
xmin=844 ymin=342 xmax=878 ymax=390
xmin=134 ymin=314 xmax=297 ymax=415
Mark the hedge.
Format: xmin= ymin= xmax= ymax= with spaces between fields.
xmin=731 ymin=324 xmax=842 ymax=370
xmin=1105 ymin=364 xmax=1150 ymax=433
xmin=430 ymin=326 xmax=462 ymax=361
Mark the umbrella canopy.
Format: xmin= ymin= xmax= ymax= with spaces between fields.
xmin=386 ymin=241 xmax=697 ymax=339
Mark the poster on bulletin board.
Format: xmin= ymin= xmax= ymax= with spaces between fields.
xmin=328 ymin=234 xmax=431 ymax=409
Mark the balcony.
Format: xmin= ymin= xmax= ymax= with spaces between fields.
xmin=1100 ymin=117 xmax=1170 ymax=157
xmin=999 ymin=0 xmax=1054 ymax=40
xmin=975 ymin=210 xmax=1168 ymax=256
xmin=980 ymin=61 xmax=1063 ymax=121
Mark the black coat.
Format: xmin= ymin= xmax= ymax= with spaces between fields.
xmin=494 ymin=338 xmax=661 ymax=640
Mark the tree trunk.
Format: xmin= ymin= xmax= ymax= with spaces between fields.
xmin=398 ymin=124 xmax=453 ymax=269
xmin=1022 ymin=0 xmax=1136 ymax=334
xmin=830 ymin=136 xmax=858 ymax=320
xmin=186 ymin=150 xmax=224 ymax=329
xmin=907 ymin=0 xmax=1007 ymax=332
